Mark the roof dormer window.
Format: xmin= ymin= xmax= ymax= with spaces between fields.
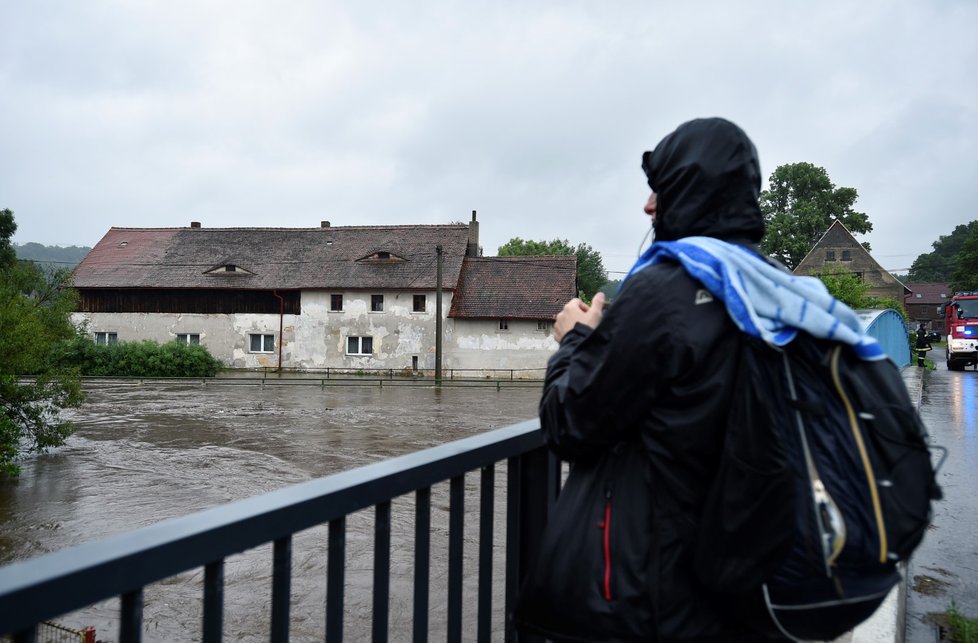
xmin=204 ymin=263 xmax=255 ymax=276
xmin=357 ymin=250 xmax=406 ymax=263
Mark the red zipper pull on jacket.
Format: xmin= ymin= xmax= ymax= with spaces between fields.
xmin=602 ymin=499 xmax=613 ymax=600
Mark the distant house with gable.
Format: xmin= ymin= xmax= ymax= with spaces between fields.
xmin=70 ymin=213 xmax=576 ymax=376
xmin=903 ymin=282 xmax=952 ymax=331
xmin=792 ymin=220 xmax=908 ymax=303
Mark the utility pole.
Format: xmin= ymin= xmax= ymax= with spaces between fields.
xmin=435 ymin=244 xmax=443 ymax=386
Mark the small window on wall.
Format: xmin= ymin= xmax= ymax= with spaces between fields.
xmin=330 ymin=294 xmax=343 ymax=311
xmin=841 ymin=250 xmax=852 ymax=261
xmin=825 ymin=250 xmax=836 ymax=261
xmin=499 ymin=320 xmax=509 ymax=330
xmin=176 ymin=334 xmax=200 ymax=345
xmin=94 ymin=332 xmax=118 ymax=345
xmin=347 ymin=336 xmax=373 ymax=355
xmin=249 ymin=334 xmax=274 ymax=353
xmin=537 ymin=320 xmax=551 ymax=331
xmin=413 ymin=294 xmax=426 ymax=312
xmin=371 ymin=295 xmax=384 ymax=312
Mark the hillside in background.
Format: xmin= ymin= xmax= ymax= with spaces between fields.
xmin=14 ymin=242 xmax=91 ymax=270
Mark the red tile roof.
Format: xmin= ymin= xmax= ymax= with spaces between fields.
xmin=449 ymin=256 xmax=577 ymax=319
xmin=71 ymin=225 xmax=471 ymax=290
xmin=904 ymin=282 xmax=952 ymax=305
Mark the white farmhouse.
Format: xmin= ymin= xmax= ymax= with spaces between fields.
xmin=70 ymin=214 xmax=577 ymax=377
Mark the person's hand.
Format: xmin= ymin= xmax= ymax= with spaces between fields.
xmin=553 ymin=292 xmax=606 ymax=343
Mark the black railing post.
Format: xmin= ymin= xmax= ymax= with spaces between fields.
xmin=447 ymin=475 xmax=465 ymax=641
xmin=504 ymin=444 xmax=552 ymax=642
xmin=477 ymin=465 xmax=495 ymax=643
xmin=270 ymin=536 xmax=292 ymax=643
xmin=326 ymin=518 xmax=346 ymax=643
xmin=372 ymin=501 xmax=391 ymax=642
xmin=202 ymin=560 xmax=224 ymax=643
xmin=120 ymin=588 xmax=144 ymax=643
xmin=412 ymin=487 xmax=431 ymax=643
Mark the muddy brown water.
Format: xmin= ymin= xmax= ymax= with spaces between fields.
xmin=0 ymin=380 xmax=543 ymax=642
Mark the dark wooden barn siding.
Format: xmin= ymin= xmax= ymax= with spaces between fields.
xmin=77 ymin=289 xmax=302 ymax=315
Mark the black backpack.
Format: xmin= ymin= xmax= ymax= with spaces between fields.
xmin=695 ymin=333 xmax=943 ymax=641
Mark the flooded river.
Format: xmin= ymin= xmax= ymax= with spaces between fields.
xmin=0 ymin=379 xmax=543 ymax=641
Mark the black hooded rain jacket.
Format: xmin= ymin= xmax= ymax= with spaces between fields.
xmin=515 ymin=119 xmax=783 ymax=642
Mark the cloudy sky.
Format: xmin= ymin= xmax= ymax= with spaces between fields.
xmin=2 ymin=1 xmax=975 ymax=276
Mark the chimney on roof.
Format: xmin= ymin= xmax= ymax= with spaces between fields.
xmin=321 ymin=221 xmax=331 ymax=228
xmin=190 ymin=221 xmax=201 ymax=228
xmin=466 ymin=210 xmax=480 ymax=257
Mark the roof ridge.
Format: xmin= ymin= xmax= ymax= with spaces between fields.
xmin=108 ymin=224 xmax=469 ymax=231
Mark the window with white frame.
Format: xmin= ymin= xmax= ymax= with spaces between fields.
xmin=249 ymin=334 xmax=275 ymax=353
xmin=94 ymin=331 xmax=118 ymax=345
xmin=413 ymin=294 xmax=426 ymax=312
xmin=371 ymin=295 xmax=384 ymax=312
xmin=498 ymin=320 xmax=509 ymax=331
xmin=330 ymin=294 xmax=343 ymax=311
xmin=347 ymin=336 xmax=373 ymax=355
xmin=175 ymin=334 xmax=200 ymax=345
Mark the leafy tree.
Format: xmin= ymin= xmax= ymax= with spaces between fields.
xmin=816 ymin=266 xmax=907 ymax=319
xmin=907 ymin=221 xmax=978 ymax=283
xmin=949 ymin=225 xmax=978 ymax=292
xmin=0 ymin=209 xmax=16 ymax=268
xmin=0 ymin=210 xmax=83 ymax=476
xmin=817 ymin=265 xmax=870 ymax=309
xmin=760 ymin=163 xmax=872 ymax=270
xmin=497 ymin=237 xmax=607 ymax=299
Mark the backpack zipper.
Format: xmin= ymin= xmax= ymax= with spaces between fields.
xmin=597 ymin=485 xmax=614 ymax=600
xmin=829 ymin=346 xmax=888 ymax=564
xmin=783 ymin=350 xmax=847 ymax=573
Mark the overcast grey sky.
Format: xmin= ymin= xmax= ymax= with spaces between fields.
xmin=2 ymin=1 xmax=975 ymax=276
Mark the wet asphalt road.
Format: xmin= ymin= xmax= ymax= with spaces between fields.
xmin=904 ymin=349 xmax=978 ymax=641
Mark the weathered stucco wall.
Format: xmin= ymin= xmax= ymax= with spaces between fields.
xmin=449 ymin=319 xmax=558 ymax=376
xmin=293 ymin=291 xmax=445 ymax=371
xmin=71 ymin=290 xmax=557 ymax=375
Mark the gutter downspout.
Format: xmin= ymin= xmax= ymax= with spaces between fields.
xmin=435 ymin=245 xmax=443 ymax=386
xmin=272 ymin=290 xmax=284 ymax=371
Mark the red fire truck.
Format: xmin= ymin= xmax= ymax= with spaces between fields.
xmin=944 ymin=291 xmax=978 ymax=370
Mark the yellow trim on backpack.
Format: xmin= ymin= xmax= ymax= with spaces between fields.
xmin=829 ymin=346 xmax=887 ymax=564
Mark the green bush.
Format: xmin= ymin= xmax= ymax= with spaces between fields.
xmin=55 ymin=336 xmax=223 ymax=377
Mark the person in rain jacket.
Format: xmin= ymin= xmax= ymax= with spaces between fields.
xmin=515 ymin=118 xmax=786 ymax=641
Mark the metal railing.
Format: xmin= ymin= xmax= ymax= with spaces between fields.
xmin=250 ymin=366 xmax=548 ymax=381
xmin=0 ymin=420 xmax=559 ymax=642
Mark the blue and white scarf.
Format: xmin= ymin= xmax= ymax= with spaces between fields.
xmin=621 ymin=236 xmax=886 ymax=361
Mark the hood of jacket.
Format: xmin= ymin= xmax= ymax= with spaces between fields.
xmin=642 ymin=117 xmax=765 ymax=242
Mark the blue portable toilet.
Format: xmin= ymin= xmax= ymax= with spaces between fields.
xmin=856 ymin=309 xmax=911 ymax=367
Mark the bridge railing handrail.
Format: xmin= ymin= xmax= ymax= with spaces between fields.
xmin=0 ymin=419 xmax=555 ymax=642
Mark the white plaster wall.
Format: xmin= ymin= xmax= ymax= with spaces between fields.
xmin=71 ymin=291 xmax=557 ymax=376
xmin=450 ymin=319 xmax=558 ymax=376
xmin=292 ymin=290 xmax=446 ymax=371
